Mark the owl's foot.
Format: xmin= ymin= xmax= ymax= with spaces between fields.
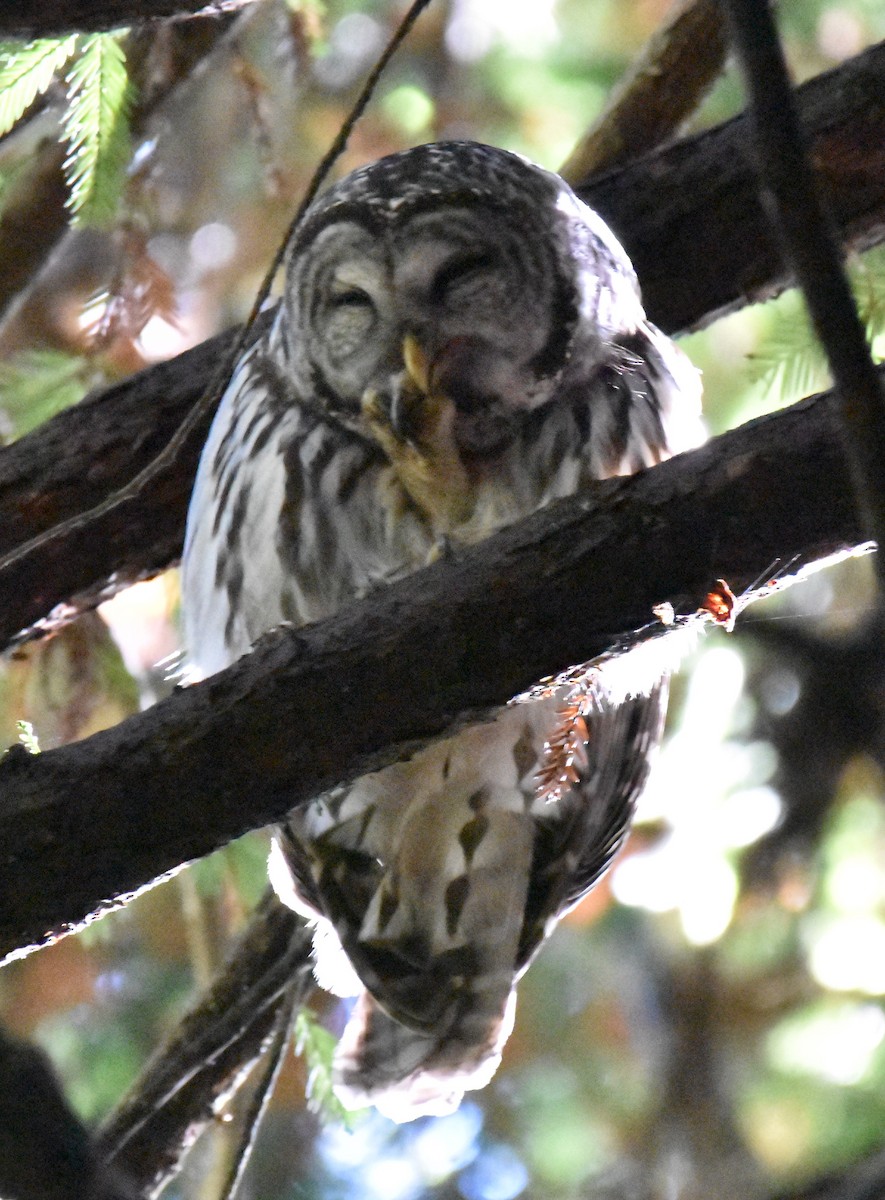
xmin=362 ymin=356 xmax=475 ymax=532
xmin=427 ymin=535 xmax=456 ymax=564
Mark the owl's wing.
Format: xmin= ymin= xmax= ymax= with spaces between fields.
xmin=517 ymin=681 xmax=668 ymax=969
xmin=578 ymin=322 xmax=704 ymax=483
xmin=275 ymin=683 xmax=665 ymax=1123
xmin=620 ymin=323 xmax=705 ymax=466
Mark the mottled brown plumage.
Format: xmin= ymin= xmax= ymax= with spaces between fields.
xmin=182 ymin=141 xmax=703 ymax=1122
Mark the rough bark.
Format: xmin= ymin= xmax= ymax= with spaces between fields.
xmin=0 ymin=0 xmax=254 ymax=37
xmin=0 ymin=382 xmax=870 ymax=963
xmin=1 ymin=41 xmax=883 ymax=651
xmin=583 ymin=38 xmax=885 ymax=333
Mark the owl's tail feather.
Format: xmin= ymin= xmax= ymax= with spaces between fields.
xmin=332 ymin=986 xmax=516 ymax=1123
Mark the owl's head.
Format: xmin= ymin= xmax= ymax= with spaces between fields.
xmin=278 ymin=141 xmax=644 ymax=459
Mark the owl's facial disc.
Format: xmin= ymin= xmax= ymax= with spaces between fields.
xmin=295 ymin=210 xmax=576 ymax=449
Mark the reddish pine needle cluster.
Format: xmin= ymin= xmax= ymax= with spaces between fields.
xmin=536 ymin=683 xmax=599 ymax=804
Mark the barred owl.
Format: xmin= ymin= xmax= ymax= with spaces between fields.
xmin=182 ymin=142 xmax=703 ymax=1123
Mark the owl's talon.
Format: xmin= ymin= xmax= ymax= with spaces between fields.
xmin=428 ymin=535 xmax=457 ymax=564
xmin=362 ymin=384 xmax=474 ymax=532
xmin=388 ymin=392 xmax=415 ymax=445
xmin=362 ymin=388 xmax=422 ymax=452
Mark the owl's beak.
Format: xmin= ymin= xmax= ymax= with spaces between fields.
xmin=388 ymin=334 xmax=434 ymax=441
xmin=401 ymin=334 xmax=432 ymax=396
xmin=386 ymin=332 xmax=514 ymax=459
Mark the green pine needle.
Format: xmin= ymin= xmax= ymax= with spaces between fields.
xmin=16 ymin=720 xmax=41 ymax=754
xmin=749 ymin=293 xmax=830 ymax=402
xmin=0 ymin=348 xmax=97 ymax=438
xmin=0 ymin=36 xmax=78 ymax=138
xmin=293 ymin=1009 xmax=366 ymax=1127
xmin=62 ymin=32 xmax=132 ymax=227
xmin=751 ymin=248 xmax=885 ymax=406
xmin=853 ymin=246 xmax=885 ymax=351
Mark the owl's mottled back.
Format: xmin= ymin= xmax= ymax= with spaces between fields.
xmin=183 ymin=142 xmax=703 ymax=1122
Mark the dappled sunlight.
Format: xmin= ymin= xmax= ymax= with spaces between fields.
xmin=614 ymin=644 xmax=780 ymax=945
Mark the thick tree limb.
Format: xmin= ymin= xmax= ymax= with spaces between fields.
xmin=1 ymin=41 xmax=883 ymax=651
xmin=0 ymin=382 xmax=870 ymax=963
xmin=0 ymin=0 xmax=254 ymax=37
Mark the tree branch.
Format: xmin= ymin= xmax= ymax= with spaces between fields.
xmin=0 ymin=0 xmax=255 ymax=37
xmin=559 ymin=0 xmax=728 ymax=183
xmin=1 ymin=40 xmax=883 ymax=651
xmin=95 ymin=889 xmax=311 ymax=1197
xmin=0 ymin=382 xmax=870 ymax=963
xmin=585 ymin=38 xmax=885 ymax=334
xmin=724 ymin=0 xmax=885 ymax=577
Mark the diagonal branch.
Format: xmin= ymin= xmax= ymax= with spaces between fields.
xmin=1 ymin=40 xmax=883 ymax=651
xmin=0 ymin=381 xmax=871 ymax=964
xmin=724 ymin=0 xmax=885 ymax=576
xmin=588 ymin=37 xmax=885 ymax=335
xmin=95 ymin=889 xmax=311 ymax=1197
xmin=559 ymin=0 xmax=728 ymax=184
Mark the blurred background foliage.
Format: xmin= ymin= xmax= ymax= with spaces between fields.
xmin=1 ymin=0 xmax=885 ymax=1197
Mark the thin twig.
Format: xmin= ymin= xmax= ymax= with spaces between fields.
xmin=723 ymin=0 xmax=885 ymax=581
